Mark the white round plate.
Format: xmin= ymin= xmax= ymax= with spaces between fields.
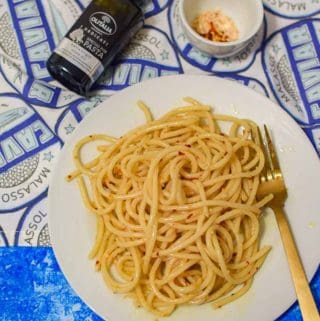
xmin=49 ymin=75 xmax=320 ymax=321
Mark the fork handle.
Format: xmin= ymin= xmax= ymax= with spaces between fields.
xmin=273 ymin=206 xmax=319 ymax=321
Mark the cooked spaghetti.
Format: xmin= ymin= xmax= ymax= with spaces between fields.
xmin=67 ymin=98 xmax=272 ymax=317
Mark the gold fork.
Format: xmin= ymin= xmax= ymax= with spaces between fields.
xmin=255 ymin=125 xmax=319 ymax=321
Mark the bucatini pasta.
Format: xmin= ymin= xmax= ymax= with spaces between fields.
xmin=67 ymin=98 xmax=272 ymax=317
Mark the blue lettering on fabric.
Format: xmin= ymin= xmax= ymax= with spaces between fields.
xmin=262 ymin=19 xmax=320 ymax=125
xmin=55 ymin=95 xmax=108 ymax=143
xmin=263 ymin=0 xmax=320 ymax=19
xmin=7 ymin=0 xmax=56 ymax=81
xmin=14 ymin=195 xmax=50 ymax=246
xmin=0 ymin=93 xmax=61 ymax=213
xmin=93 ymin=26 xmax=183 ymax=91
xmin=145 ymin=0 xmax=170 ymax=18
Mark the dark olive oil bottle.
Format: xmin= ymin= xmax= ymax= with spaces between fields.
xmin=47 ymin=0 xmax=148 ymax=96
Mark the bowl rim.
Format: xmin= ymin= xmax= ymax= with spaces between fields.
xmin=178 ymin=0 xmax=264 ymax=47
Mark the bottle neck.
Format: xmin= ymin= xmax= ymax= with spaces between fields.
xmin=131 ymin=0 xmax=149 ymax=11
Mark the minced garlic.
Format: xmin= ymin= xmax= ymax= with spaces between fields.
xmin=192 ymin=10 xmax=239 ymax=43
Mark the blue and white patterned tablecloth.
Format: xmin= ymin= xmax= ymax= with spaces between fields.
xmin=0 ymin=0 xmax=319 ymax=320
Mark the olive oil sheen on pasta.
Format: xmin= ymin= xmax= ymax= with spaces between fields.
xmin=47 ymin=0 xmax=148 ymax=96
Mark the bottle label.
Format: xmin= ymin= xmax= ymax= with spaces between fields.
xmin=89 ymin=12 xmax=117 ymax=35
xmin=55 ymin=38 xmax=104 ymax=80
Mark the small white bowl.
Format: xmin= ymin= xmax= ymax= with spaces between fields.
xmin=179 ymin=0 xmax=264 ymax=58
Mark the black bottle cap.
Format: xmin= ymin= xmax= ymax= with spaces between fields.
xmin=132 ymin=0 xmax=150 ymax=11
